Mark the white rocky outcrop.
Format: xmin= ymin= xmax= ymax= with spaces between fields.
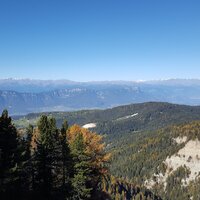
xmin=82 ymin=123 xmax=96 ymax=129
xmin=146 ymin=137 xmax=200 ymax=188
xmin=116 ymin=113 xmax=138 ymax=121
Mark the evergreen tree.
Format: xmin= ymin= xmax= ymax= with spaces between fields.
xmin=0 ymin=110 xmax=19 ymax=199
xmin=16 ymin=126 xmax=33 ymax=199
xmin=33 ymin=115 xmax=57 ymax=198
xmin=20 ymin=124 xmax=33 ymax=195
xmin=59 ymin=120 xmax=73 ymax=197
xmin=70 ymin=133 xmax=92 ymax=199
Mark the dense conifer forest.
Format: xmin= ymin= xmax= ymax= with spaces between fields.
xmin=0 ymin=110 xmax=161 ymax=200
xmin=2 ymin=103 xmax=200 ymax=200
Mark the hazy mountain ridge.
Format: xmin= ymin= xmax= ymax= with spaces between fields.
xmin=2 ymin=78 xmax=200 ymax=92
xmin=2 ymin=79 xmax=200 ymax=115
xmin=0 ymin=86 xmax=143 ymax=115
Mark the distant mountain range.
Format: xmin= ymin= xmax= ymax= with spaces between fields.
xmin=1 ymin=78 xmax=200 ymax=115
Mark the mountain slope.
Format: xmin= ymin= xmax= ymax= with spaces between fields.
xmin=2 ymin=79 xmax=200 ymax=115
xmin=14 ymin=102 xmax=200 ymax=134
xmin=0 ymin=86 xmax=143 ymax=115
xmin=109 ymin=121 xmax=200 ymax=200
xmin=12 ymin=102 xmax=200 ymax=199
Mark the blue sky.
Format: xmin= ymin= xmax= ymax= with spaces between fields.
xmin=0 ymin=0 xmax=200 ymax=81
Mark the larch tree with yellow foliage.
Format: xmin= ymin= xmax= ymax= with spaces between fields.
xmin=67 ymin=124 xmax=111 ymax=196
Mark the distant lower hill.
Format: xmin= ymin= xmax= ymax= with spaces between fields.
xmin=14 ymin=102 xmax=200 ymax=134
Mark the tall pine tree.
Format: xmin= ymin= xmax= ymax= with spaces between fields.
xmin=33 ymin=115 xmax=57 ymax=198
xmin=70 ymin=133 xmax=92 ymax=199
xmin=0 ymin=110 xmax=19 ymax=199
xmin=59 ymin=120 xmax=73 ymax=197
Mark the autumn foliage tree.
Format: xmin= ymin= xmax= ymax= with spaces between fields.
xmin=68 ymin=125 xmax=110 ymax=171
xmin=66 ymin=124 xmax=110 ymax=198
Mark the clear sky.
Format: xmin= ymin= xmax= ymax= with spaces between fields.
xmin=0 ymin=0 xmax=200 ymax=81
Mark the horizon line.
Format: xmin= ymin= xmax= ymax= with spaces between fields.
xmin=1 ymin=77 xmax=200 ymax=83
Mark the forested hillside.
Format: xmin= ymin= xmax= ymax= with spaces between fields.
xmin=14 ymin=102 xmax=200 ymax=134
xmin=3 ymin=102 xmax=200 ymax=199
xmin=109 ymin=121 xmax=200 ymax=200
xmin=0 ymin=110 xmax=160 ymax=200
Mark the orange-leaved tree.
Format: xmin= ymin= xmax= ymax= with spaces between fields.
xmin=68 ymin=124 xmax=111 ymax=185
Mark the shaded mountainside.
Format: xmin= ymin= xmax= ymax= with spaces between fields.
xmin=2 ymin=79 xmax=200 ymax=115
xmin=14 ymin=102 xmax=200 ymax=135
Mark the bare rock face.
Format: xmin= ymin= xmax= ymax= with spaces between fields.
xmin=164 ymin=139 xmax=200 ymax=184
xmin=146 ymin=137 xmax=200 ymax=188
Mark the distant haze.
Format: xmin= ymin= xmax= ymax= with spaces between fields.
xmin=1 ymin=79 xmax=200 ymax=115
